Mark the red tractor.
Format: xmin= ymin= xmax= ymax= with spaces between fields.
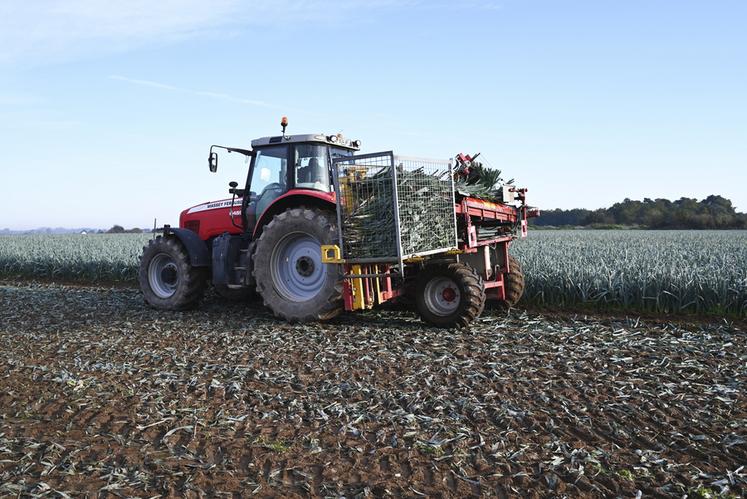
xmin=139 ymin=119 xmax=538 ymax=327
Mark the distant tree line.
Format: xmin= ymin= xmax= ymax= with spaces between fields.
xmin=105 ymin=225 xmax=143 ymax=234
xmin=532 ymin=195 xmax=747 ymax=229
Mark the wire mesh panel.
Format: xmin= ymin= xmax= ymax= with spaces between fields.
xmin=393 ymin=156 xmax=457 ymax=258
xmin=332 ymin=152 xmax=457 ymax=262
xmin=333 ymin=152 xmax=398 ymax=260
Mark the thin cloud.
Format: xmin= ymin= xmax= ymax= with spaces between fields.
xmin=0 ymin=0 xmax=242 ymax=65
xmin=0 ymin=1 xmax=386 ymax=66
xmin=108 ymin=76 xmax=180 ymax=92
xmin=108 ymin=75 xmax=273 ymax=108
xmin=0 ymin=1 xmax=502 ymax=66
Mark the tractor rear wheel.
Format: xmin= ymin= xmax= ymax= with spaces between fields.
xmin=503 ymin=255 xmax=525 ymax=307
xmin=252 ymin=207 xmax=343 ymax=322
xmin=139 ymin=236 xmax=208 ymax=310
xmin=415 ymin=263 xmax=486 ymax=328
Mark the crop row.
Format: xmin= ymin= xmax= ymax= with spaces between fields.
xmin=512 ymin=230 xmax=747 ymax=315
xmin=1 ymin=230 xmax=745 ymax=315
xmin=0 ymin=234 xmax=150 ymax=282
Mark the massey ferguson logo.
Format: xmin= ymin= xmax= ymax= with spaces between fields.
xmin=187 ymin=198 xmax=243 ymax=214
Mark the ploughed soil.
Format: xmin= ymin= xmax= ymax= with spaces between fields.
xmin=1 ymin=281 xmax=745 ymax=498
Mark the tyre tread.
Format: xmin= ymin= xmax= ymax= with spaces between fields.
xmin=504 ymin=255 xmax=525 ymax=307
xmin=138 ymin=236 xmax=207 ymax=311
xmin=415 ymin=262 xmax=486 ymax=328
xmin=252 ymin=206 xmax=342 ymax=322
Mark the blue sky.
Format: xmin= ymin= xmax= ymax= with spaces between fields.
xmin=0 ymin=0 xmax=745 ymax=229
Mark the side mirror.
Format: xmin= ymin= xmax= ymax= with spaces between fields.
xmin=208 ymin=152 xmax=218 ymax=172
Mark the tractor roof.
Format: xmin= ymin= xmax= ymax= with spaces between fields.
xmin=251 ymin=133 xmax=360 ymax=151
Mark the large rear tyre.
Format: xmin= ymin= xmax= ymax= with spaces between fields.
xmin=415 ymin=263 xmax=486 ymax=328
xmin=252 ymin=207 xmax=343 ymax=322
xmin=139 ymin=236 xmax=208 ymax=310
xmin=503 ymin=255 xmax=525 ymax=307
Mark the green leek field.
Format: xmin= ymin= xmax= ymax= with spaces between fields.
xmin=1 ymin=230 xmax=745 ymax=315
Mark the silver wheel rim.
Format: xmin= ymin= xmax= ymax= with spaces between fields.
xmin=424 ymin=277 xmax=460 ymax=316
xmin=148 ymin=253 xmax=179 ymax=299
xmin=270 ymin=231 xmax=325 ymax=302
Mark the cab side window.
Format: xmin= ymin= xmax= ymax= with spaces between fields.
xmin=295 ymin=144 xmax=330 ymax=192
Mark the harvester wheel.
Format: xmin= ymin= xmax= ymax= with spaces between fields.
xmin=252 ymin=207 xmax=343 ymax=322
xmin=415 ymin=263 xmax=486 ymax=328
xmin=139 ymin=236 xmax=208 ymax=310
xmin=503 ymin=255 xmax=525 ymax=307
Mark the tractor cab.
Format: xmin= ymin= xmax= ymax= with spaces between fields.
xmin=193 ymin=120 xmax=361 ymax=241
xmin=241 ymin=133 xmax=359 ymax=231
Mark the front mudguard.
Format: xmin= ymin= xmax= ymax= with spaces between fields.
xmin=162 ymin=226 xmax=210 ymax=267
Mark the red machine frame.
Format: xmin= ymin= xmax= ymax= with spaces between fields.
xmin=334 ymin=188 xmax=535 ymax=311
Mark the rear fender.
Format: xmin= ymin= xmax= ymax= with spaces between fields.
xmin=164 ymin=227 xmax=210 ymax=267
xmin=253 ymin=191 xmax=336 ymax=237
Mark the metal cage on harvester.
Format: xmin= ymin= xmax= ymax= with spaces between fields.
xmin=331 ymin=151 xmax=458 ymax=272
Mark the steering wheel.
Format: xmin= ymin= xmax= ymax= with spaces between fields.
xmin=260 ymin=182 xmax=283 ymax=193
xmin=255 ymin=183 xmax=285 ymax=216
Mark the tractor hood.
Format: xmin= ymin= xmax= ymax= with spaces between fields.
xmin=179 ymin=197 xmax=244 ymax=241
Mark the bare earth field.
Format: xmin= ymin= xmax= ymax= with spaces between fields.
xmin=1 ymin=282 xmax=745 ymax=497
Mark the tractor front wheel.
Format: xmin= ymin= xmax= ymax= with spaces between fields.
xmin=252 ymin=207 xmax=343 ymax=322
xmin=415 ymin=263 xmax=486 ymax=328
xmin=139 ymin=236 xmax=208 ymax=310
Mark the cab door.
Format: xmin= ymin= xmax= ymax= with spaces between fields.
xmin=245 ymin=145 xmax=290 ymax=231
